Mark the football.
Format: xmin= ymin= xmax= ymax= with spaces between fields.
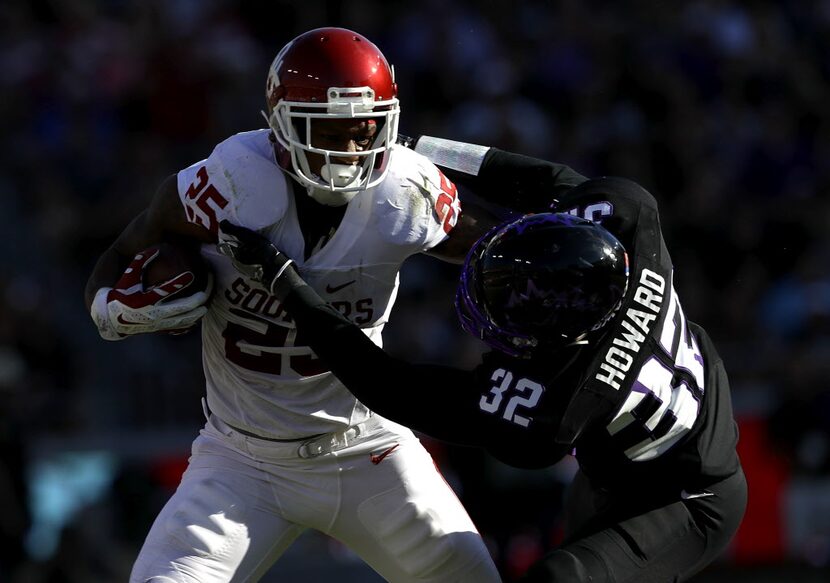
xmin=141 ymin=242 xmax=211 ymax=298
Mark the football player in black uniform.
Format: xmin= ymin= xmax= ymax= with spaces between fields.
xmin=216 ymin=139 xmax=747 ymax=582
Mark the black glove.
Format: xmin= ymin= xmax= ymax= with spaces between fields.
xmin=217 ymin=220 xmax=297 ymax=297
xmin=396 ymin=133 xmax=419 ymax=149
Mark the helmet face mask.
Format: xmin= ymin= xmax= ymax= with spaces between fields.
xmin=455 ymin=213 xmax=630 ymax=359
xmin=264 ymin=28 xmax=400 ymax=206
xmin=456 ymin=232 xmax=539 ymax=359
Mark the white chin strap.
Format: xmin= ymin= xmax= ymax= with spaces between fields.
xmin=308 ymin=164 xmax=364 ymax=206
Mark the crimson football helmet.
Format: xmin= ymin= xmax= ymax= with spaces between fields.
xmin=264 ymin=27 xmax=400 ymax=205
xmin=456 ymin=213 xmax=630 ymax=358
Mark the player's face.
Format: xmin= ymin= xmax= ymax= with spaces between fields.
xmin=305 ymin=118 xmax=378 ymax=176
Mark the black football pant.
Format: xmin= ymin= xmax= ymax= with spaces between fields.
xmin=520 ymin=465 xmax=747 ymax=582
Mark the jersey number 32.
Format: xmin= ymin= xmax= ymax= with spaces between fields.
xmin=479 ymin=369 xmax=545 ymax=428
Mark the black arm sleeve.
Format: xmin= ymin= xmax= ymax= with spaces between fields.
xmin=442 ymin=148 xmax=588 ymax=213
xmin=283 ymin=284 xmax=489 ymax=446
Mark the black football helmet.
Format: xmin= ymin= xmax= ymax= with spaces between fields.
xmin=456 ymin=213 xmax=629 ymax=358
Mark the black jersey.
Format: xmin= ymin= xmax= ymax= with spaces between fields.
xmin=282 ymin=152 xmax=739 ymax=492
xmin=464 ymin=176 xmax=739 ymax=488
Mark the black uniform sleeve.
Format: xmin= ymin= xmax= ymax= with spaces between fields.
xmin=283 ymin=284 xmax=491 ymax=446
xmin=480 ymin=148 xmax=588 ymax=206
xmin=439 ymin=148 xmax=587 ymax=214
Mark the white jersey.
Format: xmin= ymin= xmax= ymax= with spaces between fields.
xmin=176 ymin=130 xmax=460 ymax=438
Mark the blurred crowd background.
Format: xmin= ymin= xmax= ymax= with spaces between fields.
xmin=2 ymin=0 xmax=830 ymax=581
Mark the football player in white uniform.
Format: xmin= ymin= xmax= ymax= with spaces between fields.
xmin=85 ymin=28 xmax=501 ymax=583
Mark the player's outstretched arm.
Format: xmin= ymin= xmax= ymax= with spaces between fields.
xmin=403 ymin=135 xmax=588 ymax=212
xmin=284 ymin=281 xmax=572 ymax=467
xmin=85 ymin=175 xmax=214 ymax=340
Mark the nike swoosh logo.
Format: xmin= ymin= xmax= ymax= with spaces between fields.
xmin=681 ymin=490 xmax=714 ymax=500
xmin=116 ymin=314 xmax=137 ymax=326
xmin=370 ymin=444 xmax=399 ymax=465
xmin=326 ymin=280 xmax=356 ymax=293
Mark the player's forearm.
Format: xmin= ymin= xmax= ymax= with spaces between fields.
xmin=413 ymin=136 xmax=588 ymax=212
xmin=84 ymin=246 xmax=128 ymax=309
xmin=478 ymin=148 xmax=588 ymax=211
xmin=282 ymin=284 xmax=483 ymax=442
xmin=84 ymin=211 xmax=160 ymax=309
xmin=283 ymin=284 xmax=429 ymax=414
xmin=86 ymin=176 xmax=212 ymax=310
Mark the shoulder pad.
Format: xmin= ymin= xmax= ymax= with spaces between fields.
xmin=368 ymin=146 xmax=458 ymax=248
xmin=566 ymin=176 xmax=658 ymax=211
xmin=178 ymin=130 xmax=289 ymax=233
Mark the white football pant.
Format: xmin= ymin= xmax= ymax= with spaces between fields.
xmin=130 ymin=414 xmax=501 ymax=582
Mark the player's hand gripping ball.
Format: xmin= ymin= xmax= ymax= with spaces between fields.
xmin=141 ymin=243 xmax=211 ymax=295
xmin=91 ymin=243 xmax=213 ymax=340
